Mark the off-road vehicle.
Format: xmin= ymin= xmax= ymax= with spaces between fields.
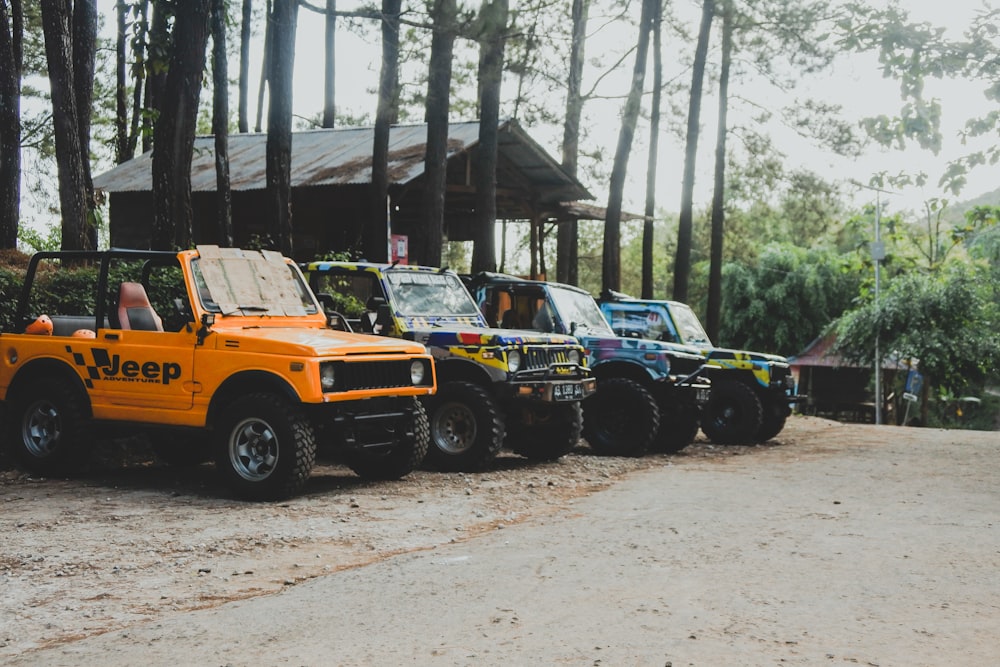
xmin=598 ymin=292 xmax=798 ymax=443
xmin=302 ymin=261 xmax=596 ymax=472
xmin=465 ymin=273 xmax=711 ymax=456
xmin=0 ymin=246 xmax=436 ymax=500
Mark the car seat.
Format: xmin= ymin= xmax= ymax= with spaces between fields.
xmin=118 ymin=282 xmax=164 ymax=331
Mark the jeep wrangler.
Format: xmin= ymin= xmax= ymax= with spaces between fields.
xmin=598 ymin=292 xmax=798 ymax=443
xmin=302 ymin=261 xmax=596 ymax=472
xmin=0 ymin=247 xmax=436 ymax=500
xmin=465 ymin=273 xmax=711 ymax=457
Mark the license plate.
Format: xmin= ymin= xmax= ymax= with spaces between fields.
xmin=553 ymin=383 xmax=583 ymax=401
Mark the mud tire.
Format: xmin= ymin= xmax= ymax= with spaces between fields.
xmin=424 ymin=382 xmax=504 ymax=472
xmin=653 ymin=390 xmax=700 ymax=454
xmin=506 ymin=402 xmax=583 ymax=461
xmin=701 ymin=380 xmax=763 ymax=445
xmin=215 ymin=393 xmax=317 ymax=501
xmin=6 ymin=378 xmax=91 ymax=475
xmin=582 ymin=377 xmax=659 ymax=457
xmin=346 ymin=398 xmax=430 ymax=480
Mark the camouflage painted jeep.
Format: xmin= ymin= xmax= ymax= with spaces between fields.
xmin=598 ymin=292 xmax=798 ymax=443
xmin=465 ymin=273 xmax=711 ymax=456
xmin=302 ymin=261 xmax=596 ymax=472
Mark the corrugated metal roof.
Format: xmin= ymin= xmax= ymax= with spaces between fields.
xmin=93 ymin=120 xmax=592 ymax=202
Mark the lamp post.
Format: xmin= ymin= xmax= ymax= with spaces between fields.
xmin=851 ymin=180 xmax=891 ymax=425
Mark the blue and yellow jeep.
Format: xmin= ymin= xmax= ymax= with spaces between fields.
xmin=598 ymin=292 xmax=798 ymax=443
xmin=302 ymin=261 xmax=596 ymax=472
xmin=465 ymin=273 xmax=711 ymax=457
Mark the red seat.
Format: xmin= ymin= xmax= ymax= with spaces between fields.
xmin=118 ymin=282 xmax=163 ymax=331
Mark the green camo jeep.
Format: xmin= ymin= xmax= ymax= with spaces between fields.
xmin=599 ymin=292 xmax=799 ymax=443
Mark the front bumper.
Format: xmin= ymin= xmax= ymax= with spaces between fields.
xmin=501 ymin=363 xmax=597 ymax=403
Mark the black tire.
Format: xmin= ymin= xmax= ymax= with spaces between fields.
xmin=5 ymin=378 xmax=91 ymax=475
xmin=149 ymin=431 xmax=211 ymax=467
xmin=215 ymin=393 xmax=317 ymax=501
xmin=506 ymin=402 xmax=583 ymax=461
xmin=345 ymin=398 xmax=430 ymax=480
xmin=701 ymin=380 xmax=763 ymax=445
xmin=424 ymin=381 xmax=504 ymax=472
xmin=581 ymin=377 xmax=659 ymax=457
xmin=653 ymin=390 xmax=700 ymax=454
xmin=754 ymin=396 xmax=790 ymax=442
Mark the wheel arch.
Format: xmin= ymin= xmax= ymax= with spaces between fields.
xmin=207 ymin=371 xmax=300 ymax=426
xmin=590 ymin=360 xmax=654 ymax=386
xmin=5 ymin=358 xmax=93 ymax=417
xmin=433 ymin=358 xmax=494 ymax=389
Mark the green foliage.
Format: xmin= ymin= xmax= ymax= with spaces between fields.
xmin=718 ymin=243 xmax=864 ymax=356
xmin=835 ymin=262 xmax=1000 ymax=395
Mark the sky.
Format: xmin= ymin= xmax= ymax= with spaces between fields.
xmin=72 ymin=0 xmax=998 ymax=241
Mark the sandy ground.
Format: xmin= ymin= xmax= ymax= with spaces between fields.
xmin=1 ymin=416 xmax=998 ymax=665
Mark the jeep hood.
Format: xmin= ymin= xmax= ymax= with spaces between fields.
xmin=208 ymin=325 xmax=428 ymax=357
xmin=408 ymin=325 xmax=579 ymax=349
xmin=580 ymin=333 xmax=705 ymax=361
xmin=704 ymin=347 xmax=789 ymax=365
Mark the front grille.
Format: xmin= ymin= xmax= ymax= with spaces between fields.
xmin=335 ymin=359 xmax=423 ymax=391
xmin=523 ymin=346 xmax=571 ymax=370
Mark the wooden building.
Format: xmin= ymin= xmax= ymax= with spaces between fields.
xmin=93 ymin=120 xmax=593 ymax=264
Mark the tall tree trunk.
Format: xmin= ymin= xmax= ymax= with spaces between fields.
xmin=471 ymin=0 xmax=508 ymax=274
xmin=0 ymin=0 xmax=22 ymax=249
xmin=72 ymin=0 xmax=98 ymax=249
xmin=150 ymin=0 xmax=211 ymax=250
xmin=126 ymin=0 xmax=148 ymax=159
xmin=641 ymin=0 xmax=662 ymax=299
xmin=602 ymin=0 xmax=654 ymax=294
xmin=143 ymin=0 xmax=170 ymax=153
xmin=557 ymin=0 xmax=587 ymax=286
xmin=40 ymin=0 xmax=90 ymax=251
xmin=706 ymin=2 xmax=732 ymax=342
xmin=417 ymin=0 xmax=456 ymax=267
xmin=672 ymin=0 xmax=714 ymax=302
xmin=238 ymin=0 xmax=252 ymax=133
xmin=322 ymin=0 xmax=335 ymax=128
xmin=115 ymin=0 xmax=128 ymax=163
xmin=368 ymin=0 xmax=401 ymax=262
xmin=212 ymin=0 xmax=233 ymax=246
xmin=255 ymin=0 xmax=272 ymax=133
xmin=266 ymin=0 xmax=297 ymax=256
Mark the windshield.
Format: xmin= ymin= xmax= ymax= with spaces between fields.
xmin=670 ymin=303 xmax=712 ymax=344
xmin=385 ymin=271 xmax=481 ymax=317
xmin=192 ymin=247 xmax=318 ymax=316
xmin=548 ymin=285 xmax=615 ymax=335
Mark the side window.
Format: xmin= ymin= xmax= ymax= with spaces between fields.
xmin=315 ymin=273 xmax=380 ymax=320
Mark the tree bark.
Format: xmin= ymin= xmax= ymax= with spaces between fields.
xmin=72 ymin=0 xmax=97 ymax=249
xmin=471 ymin=0 xmax=508 ymax=274
xmin=238 ymin=0 xmax=252 ymax=133
xmin=368 ymin=0 xmax=401 ymax=263
xmin=255 ymin=0 xmax=272 ymax=133
xmin=40 ymin=0 xmax=90 ymax=251
xmin=115 ymin=0 xmax=128 ymax=163
xmin=0 ymin=0 xmax=22 ymax=249
xmin=143 ymin=0 xmax=170 ymax=153
xmin=557 ymin=0 xmax=588 ymax=286
xmin=641 ymin=0 xmax=662 ymax=299
xmin=603 ymin=0 xmax=654 ymax=293
xmin=150 ymin=0 xmax=211 ymax=250
xmin=417 ymin=0 xmax=457 ymax=267
xmin=706 ymin=2 xmax=732 ymax=341
xmin=672 ymin=0 xmax=714 ymax=302
xmin=212 ymin=0 xmax=233 ymax=246
xmin=266 ymin=0 xmax=297 ymax=256
xmin=126 ymin=0 xmax=148 ymax=159
xmin=322 ymin=0 xmax=336 ymax=128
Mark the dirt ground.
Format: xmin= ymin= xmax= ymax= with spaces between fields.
xmin=1 ymin=416 xmax=997 ymax=663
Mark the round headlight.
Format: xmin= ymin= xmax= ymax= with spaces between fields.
xmin=507 ymin=350 xmax=521 ymax=372
xmin=410 ymin=360 xmax=426 ymax=385
xmin=567 ymin=349 xmax=581 ymax=366
xmin=320 ymin=364 xmax=336 ymax=391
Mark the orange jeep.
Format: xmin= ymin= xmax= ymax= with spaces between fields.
xmin=0 ymin=246 xmax=436 ymax=500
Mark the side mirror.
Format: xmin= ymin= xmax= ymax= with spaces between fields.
xmin=197 ymin=312 xmax=215 ymax=345
xmin=374 ymin=303 xmax=394 ymax=335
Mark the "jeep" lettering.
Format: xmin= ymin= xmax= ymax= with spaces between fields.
xmin=71 ymin=347 xmax=183 ymax=386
